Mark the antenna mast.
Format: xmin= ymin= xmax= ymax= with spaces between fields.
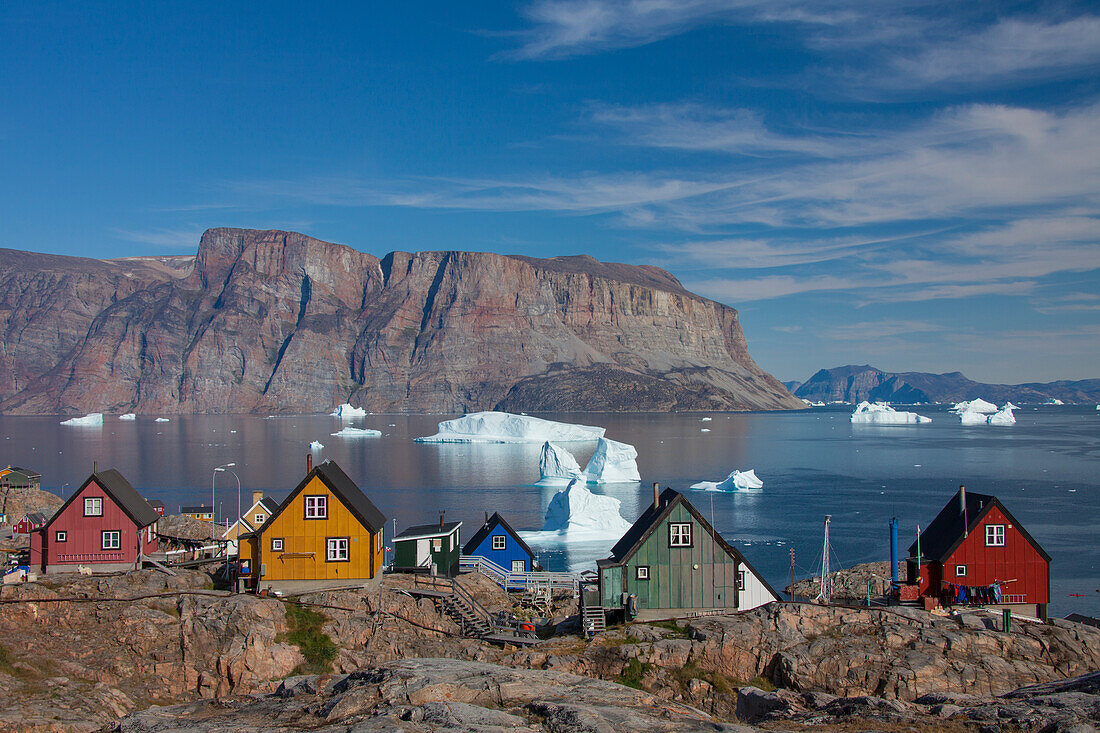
xmin=816 ymin=515 xmax=832 ymax=604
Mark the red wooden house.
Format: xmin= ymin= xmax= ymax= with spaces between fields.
xmin=30 ymin=469 xmax=161 ymax=574
xmin=12 ymin=512 xmax=48 ymax=535
xmin=907 ymin=486 xmax=1050 ymax=619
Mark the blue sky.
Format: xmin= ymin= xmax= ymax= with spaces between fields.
xmin=2 ymin=1 xmax=1098 ymax=383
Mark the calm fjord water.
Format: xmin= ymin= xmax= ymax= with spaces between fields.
xmin=3 ymin=406 xmax=1097 ymax=617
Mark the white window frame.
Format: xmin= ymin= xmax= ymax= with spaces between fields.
xmin=492 ymin=535 xmax=506 ymax=551
xmin=84 ymin=497 xmax=103 ymax=517
xmin=254 ymin=513 xmax=265 ymax=525
xmin=326 ymin=537 xmax=349 ymax=562
xmin=955 ymin=564 xmax=967 ymax=576
xmin=101 ymin=530 xmax=121 ymax=550
xmin=636 ymin=565 xmax=649 ymax=580
xmin=304 ymin=495 xmax=328 ymax=520
xmin=271 ymin=537 xmax=284 ymax=552
xmin=55 ymin=530 xmax=67 ymax=542
xmin=432 ymin=537 xmax=442 ymax=552
xmin=985 ymin=524 xmax=1005 ymax=547
xmin=737 ymin=570 xmax=746 ymax=591
xmin=669 ymin=522 xmax=693 ymax=547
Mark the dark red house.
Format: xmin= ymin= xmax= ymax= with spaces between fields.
xmin=907 ymin=487 xmax=1050 ymax=619
xmin=12 ymin=512 xmax=48 ymax=535
xmin=30 ymin=469 xmax=160 ymax=574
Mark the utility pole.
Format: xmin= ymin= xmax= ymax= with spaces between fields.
xmin=816 ymin=515 xmax=832 ymax=604
xmin=789 ymin=548 xmax=795 ymax=601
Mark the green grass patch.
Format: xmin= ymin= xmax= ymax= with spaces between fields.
xmin=277 ymin=603 xmax=338 ymax=675
xmin=616 ymin=658 xmax=653 ymax=689
xmin=644 ymin=619 xmax=691 ymax=638
xmin=671 ymin=661 xmax=775 ymax=695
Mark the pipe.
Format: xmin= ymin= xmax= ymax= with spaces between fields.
xmin=960 ymin=485 xmax=968 ymax=537
xmin=653 ymin=482 xmax=660 ymax=510
xmin=306 ymin=453 xmax=312 ymax=473
xmin=889 ymin=517 xmax=899 ymax=586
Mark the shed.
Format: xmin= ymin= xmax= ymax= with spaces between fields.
xmin=180 ymin=504 xmax=213 ymax=521
xmin=907 ymin=486 xmax=1050 ymax=619
xmin=13 ymin=512 xmax=48 ymax=535
xmin=393 ymin=520 xmax=462 ymax=577
xmin=462 ymin=512 xmax=538 ymax=573
xmin=0 ymin=466 xmax=42 ymax=491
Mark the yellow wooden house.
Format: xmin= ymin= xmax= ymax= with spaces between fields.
xmin=239 ymin=459 xmax=386 ymax=593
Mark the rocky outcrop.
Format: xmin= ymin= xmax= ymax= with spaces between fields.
xmin=795 ymin=364 xmax=1100 ymax=404
xmin=113 ymin=657 xmax=747 ymax=732
xmin=0 ymin=228 xmax=801 ymax=414
xmin=787 ymin=560 xmax=904 ymax=602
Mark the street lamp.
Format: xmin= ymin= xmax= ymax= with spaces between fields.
xmin=212 ymin=463 xmax=236 ymax=545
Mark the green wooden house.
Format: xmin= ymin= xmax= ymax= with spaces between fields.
xmin=598 ymin=487 xmax=774 ymax=621
xmin=392 ymin=520 xmax=462 ymax=576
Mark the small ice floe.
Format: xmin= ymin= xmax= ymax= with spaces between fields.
xmin=309 ymin=441 xmax=324 ymax=450
xmin=330 ymin=427 xmax=381 ymax=438
xmin=701 ymin=417 xmax=712 ymax=422
xmin=700 ymin=428 xmax=711 ymax=432
xmin=60 ymin=413 xmax=103 ymax=427
xmin=1044 ymin=398 xmax=1065 ymax=405
xmin=230 ymin=430 xmax=237 ymax=434
xmin=415 ymin=411 xmax=604 ymax=444
xmin=118 ymin=413 xmax=136 ymax=421
xmin=330 ymin=403 xmax=367 ymax=419
xmin=155 ymin=417 xmax=170 ymax=423
xmin=850 ymin=402 xmax=931 ymax=425
xmin=690 ymin=468 xmax=764 ymax=492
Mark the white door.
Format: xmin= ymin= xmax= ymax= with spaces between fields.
xmin=416 ymin=539 xmax=430 ymax=565
xmin=512 ymin=560 xmax=526 ymax=573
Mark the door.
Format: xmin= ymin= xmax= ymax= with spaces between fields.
xmin=416 ymin=539 xmax=430 ymax=565
xmin=511 ymin=560 xmax=526 ymax=573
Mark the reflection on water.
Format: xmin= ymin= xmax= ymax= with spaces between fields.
xmin=2 ymin=406 xmax=1097 ymax=616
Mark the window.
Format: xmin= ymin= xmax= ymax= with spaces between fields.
xmin=101 ymin=530 xmax=120 ymax=550
xmin=84 ymin=497 xmax=103 ymax=517
xmin=985 ymin=524 xmax=1005 ymax=547
xmin=636 ymin=565 xmax=650 ymax=580
xmin=432 ymin=538 xmax=442 ymax=552
xmin=955 ymin=564 xmax=967 ymax=576
xmin=254 ymin=513 xmax=265 ymax=525
xmin=326 ymin=537 xmax=349 ymax=562
xmin=492 ymin=535 xmax=506 ymax=551
xmin=737 ymin=570 xmax=746 ymax=591
xmin=55 ymin=531 xmax=67 ymax=542
xmin=304 ymin=495 xmax=327 ymax=520
xmin=669 ymin=522 xmax=693 ymax=547
xmin=271 ymin=538 xmax=284 ymax=552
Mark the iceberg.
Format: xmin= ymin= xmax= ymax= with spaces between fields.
xmin=414 ymin=411 xmax=605 ymax=444
xmin=154 ymin=417 xmax=170 ymax=423
xmin=988 ymin=406 xmax=1016 ymax=426
xmin=1002 ymin=402 xmax=1019 ymax=411
xmin=330 ymin=426 xmax=382 ymax=438
xmin=701 ymin=417 xmax=712 ymax=422
xmin=850 ymin=402 xmax=931 ymax=425
xmin=118 ymin=413 xmax=136 ymax=421
xmin=951 ymin=399 xmax=998 ymax=414
xmin=1044 ymin=398 xmax=1065 ymax=405
xmin=537 ymin=480 xmax=632 ymax=537
xmin=538 ymin=441 xmax=584 ymax=485
xmin=690 ymin=468 xmax=764 ymax=492
xmin=60 ymin=413 xmax=103 ymax=427
xmin=309 ymin=440 xmax=324 ymax=450
xmin=583 ymin=437 xmax=641 ymax=483
xmin=330 ymin=403 xmax=367 ymax=419
xmin=959 ymin=410 xmax=989 ymax=425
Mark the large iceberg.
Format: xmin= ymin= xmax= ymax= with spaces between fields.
xmin=583 ymin=437 xmax=641 ymax=483
xmin=118 ymin=413 xmax=137 ymax=421
xmin=959 ymin=409 xmax=990 ymax=425
xmin=951 ymin=399 xmax=998 ymax=414
xmin=330 ymin=403 xmax=367 ymax=419
xmin=539 ymin=441 xmax=584 ymax=485
xmin=690 ymin=468 xmax=764 ymax=492
xmin=537 ymin=480 xmax=633 ymax=538
xmin=309 ymin=440 xmax=324 ymax=450
xmin=330 ymin=426 xmax=382 ymax=438
xmin=60 ymin=413 xmax=103 ymax=427
xmin=850 ymin=402 xmax=931 ymax=425
xmin=414 ymin=411 xmax=605 ymax=444
xmin=988 ymin=406 xmax=1016 ymax=426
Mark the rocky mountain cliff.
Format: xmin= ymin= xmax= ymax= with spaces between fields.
xmin=795 ymin=364 xmax=1100 ymax=404
xmin=0 ymin=228 xmax=800 ymax=415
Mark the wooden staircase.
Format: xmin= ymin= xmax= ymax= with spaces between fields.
xmin=407 ymin=575 xmax=495 ymax=639
xmin=581 ymin=587 xmax=606 ymax=634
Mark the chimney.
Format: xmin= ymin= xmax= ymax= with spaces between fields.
xmin=306 ymin=454 xmax=312 ymax=473
xmin=439 ymin=511 xmax=445 ymax=530
xmin=93 ymin=460 xmax=97 ymax=474
xmin=653 ymin=482 xmax=660 ymax=510
xmin=960 ymin=485 xmax=968 ymax=537
xmin=484 ymin=511 xmax=489 ymax=525
xmin=253 ymin=490 xmax=263 ymax=506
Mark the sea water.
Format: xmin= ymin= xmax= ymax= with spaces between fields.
xmin=3 ymin=405 xmax=1097 ymax=616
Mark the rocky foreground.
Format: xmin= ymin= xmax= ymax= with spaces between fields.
xmin=0 ymin=570 xmax=1096 ymax=731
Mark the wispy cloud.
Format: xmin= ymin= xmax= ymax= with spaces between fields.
xmin=112 ymin=227 xmax=207 ymax=249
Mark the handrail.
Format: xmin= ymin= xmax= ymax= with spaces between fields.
xmin=459 ymin=555 xmax=581 ymax=592
xmin=411 ymin=574 xmax=494 ymax=632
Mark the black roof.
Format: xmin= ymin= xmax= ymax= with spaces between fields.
xmin=147 ymin=499 xmax=165 ymax=509
xmin=2 ymin=466 xmax=41 ymax=480
xmin=258 ymin=460 xmax=386 ymax=535
xmin=256 ymin=497 xmax=279 ymax=515
xmin=462 ymin=512 xmax=536 ymax=558
xmin=43 ymin=469 xmax=160 ymax=531
xmin=395 ymin=521 xmax=462 ymax=540
xmin=180 ymin=505 xmax=213 ymax=514
xmin=23 ymin=512 xmax=48 ymax=524
xmin=909 ymin=488 xmax=1051 ymax=563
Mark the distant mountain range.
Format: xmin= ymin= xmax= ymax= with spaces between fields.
xmin=791 ymin=365 xmax=1100 ymax=404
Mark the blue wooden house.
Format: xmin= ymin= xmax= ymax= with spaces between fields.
xmin=462 ymin=512 xmax=539 ymax=573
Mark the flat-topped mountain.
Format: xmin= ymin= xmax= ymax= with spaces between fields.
xmin=0 ymin=228 xmax=801 ymax=415
xmin=795 ymin=364 xmax=1100 ymax=404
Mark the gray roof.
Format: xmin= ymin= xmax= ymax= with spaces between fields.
xmin=180 ymin=505 xmax=213 ymax=514
xmin=257 ymin=497 xmax=279 ymax=515
xmin=395 ymin=521 xmax=462 ymax=540
xmin=256 ymin=460 xmax=386 ymax=535
xmin=43 ymin=469 xmax=160 ymax=530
